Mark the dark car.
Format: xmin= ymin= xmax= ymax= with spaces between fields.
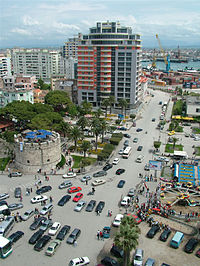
xmin=116 ymin=169 xmax=125 ymax=175
xmin=101 ymin=256 xmax=119 ymax=266
xmin=34 ymin=234 xmax=51 ymax=251
xmin=95 ymin=201 xmax=105 ymax=213
xmin=159 ymin=228 xmax=171 ymax=242
xmin=56 ymin=225 xmax=71 ymax=241
xmin=123 ymin=140 xmax=129 ymax=146
xmin=196 ymin=248 xmax=200 ymax=258
xmin=93 ymin=170 xmax=107 ymax=177
xmin=8 ymin=202 xmax=23 ymax=211
xmin=66 ymin=228 xmax=81 ymax=244
xmin=184 ymin=238 xmax=198 ymax=253
xmin=36 ymin=186 xmax=52 ymax=195
xmin=146 ymin=225 xmax=160 ymax=238
xmin=0 ymin=200 xmax=8 ymax=206
xmin=137 ymin=146 xmax=143 ymax=151
xmin=103 ymin=164 xmax=113 ymax=171
xmin=29 ymin=216 xmax=47 ymax=230
xmin=8 ymin=231 xmax=24 ymax=243
xmin=110 ymin=245 xmax=124 ymax=258
xmin=29 ymin=229 xmax=44 ymax=245
xmin=85 ymin=200 xmax=96 ymax=212
xmin=14 ymin=187 xmax=22 ymax=198
xmin=117 ymin=180 xmax=125 ymax=188
xmin=39 ymin=219 xmax=53 ymax=231
xmin=58 ymin=195 xmax=71 ymax=206
xmin=152 ymin=118 xmax=156 ymax=122
xmin=124 ymin=134 xmax=131 ymax=138
xmin=136 ymin=128 xmax=143 ymax=132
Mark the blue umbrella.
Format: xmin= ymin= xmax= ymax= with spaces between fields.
xmin=25 ymin=135 xmax=35 ymax=139
xmin=26 ymin=131 xmax=36 ymax=135
xmin=37 ymin=129 xmax=47 ymax=133
xmin=36 ymin=134 xmax=46 ymax=139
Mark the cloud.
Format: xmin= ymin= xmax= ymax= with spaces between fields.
xmin=52 ymin=22 xmax=80 ymax=34
xmin=23 ymin=15 xmax=39 ymax=26
xmin=11 ymin=28 xmax=31 ymax=36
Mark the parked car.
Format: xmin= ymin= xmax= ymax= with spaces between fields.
xmin=58 ymin=195 xmax=71 ymax=206
xmin=59 ymin=180 xmax=72 ymax=189
xmin=31 ymin=195 xmax=48 ymax=204
xmin=110 ymin=245 xmax=124 ymax=258
xmin=124 ymin=133 xmax=131 ymax=138
xmin=8 ymin=231 xmax=24 ymax=243
xmin=40 ymin=219 xmax=53 ymax=232
xmin=69 ymin=257 xmax=90 ymax=266
xmin=144 ymin=164 xmax=150 ymax=171
xmin=30 ymin=217 xmax=47 ymax=230
xmin=36 ymin=186 xmax=52 ymax=195
xmin=85 ymin=200 xmax=96 ymax=212
xmin=93 ymin=170 xmax=107 ymax=177
xmin=159 ymin=228 xmax=171 ymax=242
xmin=136 ymin=128 xmax=143 ymax=132
xmin=116 ymin=168 xmax=125 ymax=175
xmin=74 ymin=200 xmax=86 ymax=212
xmin=133 ymin=137 xmax=138 ymax=143
xmin=0 ymin=200 xmax=8 ymax=207
xmin=45 ymin=239 xmax=61 ymax=256
xmin=95 ymin=201 xmax=105 ymax=213
xmin=184 ymin=238 xmax=198 ymax=253
xmin=66 ymin=228 xmax=81 ymax=244
xmin=21 ymin=209 xmax=34 ymax=221
xmin=9 ymin=172 xmax=22 ymax=177
xmin=103 ymin=163 xmax=113 ymax=171
xmin=196 ymin=248 xmax=200 ymax=258
xmin=48 ymin=222 xmax=61 ymax=236
xmin=113 ymin=158 xmax=120 ymax=165
xmin=126 ymin=214 xmax=142 ymax=224
xmin=144 ymin=258 xmax=155 ymax=266
xmin=34 ymin=235 xmax=51 ymax=251
xmin=92 ymin=179 xmax=106 ymax=186
xmin=8 ymin=203 xmax=23 ymax=211
xmin=29 ymin=229 xmax=44 ymax=245
xmin=152 ymin=118 xmax=156 ymax=122
xmin=123 ymin=140 xmax=129 ymax=147
xmin=117 ymin=180 xmax=125 ymax=188
xmin=133 ymin=248 xmax=144 ymax=266
xmin=137 ymin=145 xmax=143 ymax=151
xmin=56 ymin=225 xmax=71 ymax=241
xmin=146 ymin=225 xmax=160 ymax=238
xmin=118 ymin=149 xmax=124 ymax=155
xmin=14 ymin=187 xmax=22 ymax=198
xmin=101 ymin=256 xmax=119 ymax=266
xmin=73 ymin=193 xmax=83 ymax=202
xmin=0 ymin=193 xmax=9 ymax=201
xmin=127 ymin=188 xmax=135 ymax=197
xmin=63 ymin=172 xmax=76 ymax=178
xmin=40 ymin=203 xmax=53 ymax=215
xmin=112 ymin=214 xmax=124 ymax=227
xmin=81 ymin=175 xmax=91 ymax=182
xmin=68 ymin=187 xmax=82 ymax=194
xmin=120 ymin=196 xmax=131 ymax=206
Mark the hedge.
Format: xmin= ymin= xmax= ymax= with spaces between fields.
xmin=56 ymin=154 xmax=66 ymax=168
xmin=97 ymin=143 xmax=115 ymax=161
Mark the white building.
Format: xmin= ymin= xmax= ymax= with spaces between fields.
xmin=186 ymin=96 xmax=200 ymax=117
xmin=0 ymin=54 xmax=11 ymax=78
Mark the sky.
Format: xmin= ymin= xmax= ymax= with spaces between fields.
xmin=0 ymin=0 xmax=200 ymax=48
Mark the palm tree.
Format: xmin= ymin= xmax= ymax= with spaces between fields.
xmin=69 ymin=126 xmax=82 ymax=150
xmin=99 ymin=119 xmax=108 ymax=143
xmin=123 ymin=99 xmax=128 ymax=118
xmin=80 ymin=141 xmax=91 ymax=157
xmin=109 ymin=95 xmax=115 ymax=114
xmin=102 ymin=98 xmax=110 ymax=117
xmin=172 ymin=137 xmax=178 ymax=150
xmin=118 ymin=98 xmax=128 ymax=116
xmin=53 ymin=121 xmax=70 ymax=138
xmin=81 ymin=101 xmax=92 ymax=115
xmin=114 ymin=216 xmax=140 ymax=266
xmin=94 ymin=108 xmax=103 ymax=118
xmin=91 ymin=118 xmax=101 ymax=150
xmin=77 ymin=116 xmax=88 ymax=132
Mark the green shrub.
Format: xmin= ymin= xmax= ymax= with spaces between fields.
xmin=56 ymin=154 xmax=66 ymax=168
xmin=0 ymin=157 xmax=11 ymax=171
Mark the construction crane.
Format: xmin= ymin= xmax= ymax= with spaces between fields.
xmin=151 ymin=49 xmax=156 ymax=69
xmin=156 ymin=34 xmax=170 ymax=73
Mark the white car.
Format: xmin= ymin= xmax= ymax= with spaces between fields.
xmin=113 ymin=214 xmax=124 ymax=227
xmin=63 ymin=172 xmax=76 ymax=178
xmin=69 ymin=257 xmax=90 ymax=266
xmin=21 ymin=209 xmax=34 ymax=221
xmin=92 ymin=179 xmax=106 ymax=186
xmin=74 ymin=200 xmax=87 ymax=212
xmin=48 ymin=222 xmax=61 ymax=236
xmin=113 ymin=158 xmax=120 ymax=165
xmin=81 ymin=175 xmax=91 ymax=182
xmin=118 ymin=149 xmax=124 ymax=155
xmin=121 ymin=196 xmax=131 ymax=206
xmin=0 ymin=193 xmax=9 ymax=201
xmin=31 ymin=195 xmax=48 ymax=204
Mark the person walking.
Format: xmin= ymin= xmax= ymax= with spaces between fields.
xmin=97 ymin=230 xmax=100 ymax=240
xmin=100 ymin=231 xmax=104 ymax=241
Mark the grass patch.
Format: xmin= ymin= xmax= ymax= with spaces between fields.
xmin=71 ymin=155 xmax=96 ymax=168
xmin=165 ymin=144 xmax=183 ymax=153
xmin=193 ymin=128 xmax=200 ymax=134
xmin=195 ymin=147 xmax=200 ymax=156
xmin=0 ymin=157 xmax=11 ymax=171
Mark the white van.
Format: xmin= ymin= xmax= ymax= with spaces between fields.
xmin=136 ymin=155 xmax=144 ymax=163
xmin=40 ymin=203 xmax=53 ymax=215
xmin=112 ymin=214 xmax=124 ymax=227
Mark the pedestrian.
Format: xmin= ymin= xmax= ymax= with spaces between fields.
xmin=18 ymin=215 xmax=22 ymax=222
xmin=97 ymin=230 xmax=100 ymax=240
xmin=97 ymin=210 xmax=100 ymax=216
xmin=99 ymin=231 xmax=104 ymax=240
xmin=30 ymin=187 xmax=33 ymax=193
xmin=50 ymin=196 xmax=53 ymax=203
xmin=14 ymin=215 xmax=18 ymax=222
xmin=86 ymin=180 xmax=88 ymax=185
xmin=20 ymin=195 xmax=23 ymax=202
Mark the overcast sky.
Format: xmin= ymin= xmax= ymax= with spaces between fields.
xmin=1 ymin=0 xmax=200 ymax=48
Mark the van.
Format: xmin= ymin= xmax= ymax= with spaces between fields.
xmin=133 ymin=248 xmax=144 ymax=266
xmin=170 ymin=231 xmax=184 ymax=248
xmin=136 ymin=155 xmax=144 ymax=163
xmin=40 ymin=203 xmax=53 ymax=215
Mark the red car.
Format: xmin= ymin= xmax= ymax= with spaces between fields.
xmin=127 ymin=214 xmax=142 ymax=224
xmin=68 ymin=187 xmax=82 ymax=194
xmin=73 ymin=193 xmax=83 ymax=202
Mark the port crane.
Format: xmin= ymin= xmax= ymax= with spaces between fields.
xmin=156 ymin=34 xmax=170 ymax=73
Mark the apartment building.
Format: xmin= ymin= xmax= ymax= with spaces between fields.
xmin=77 ymin=21 xmax=142 ymax=109
xmin=63 ymin=33 xmax=82 ymax=59
xmin=0 ymin=54 xmax=11 ymax=78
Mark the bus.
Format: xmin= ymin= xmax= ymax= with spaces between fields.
xmin=123 ymin=146 xmax=132 ymax=158
xmin=0 ymin=236 xmax=12 ymax=258
xmin=0 ymin=216 xmax=15 ymax=237
xmin=0 ymin=206 xmax=10 ymax=222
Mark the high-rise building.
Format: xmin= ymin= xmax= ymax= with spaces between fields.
xmin=77 ymin=21 xmax=142 ymax=109
xmin=0 ymin=53 xmax=11 ymax=78
xmin=63 ymin=33 xmax=82 ymax=59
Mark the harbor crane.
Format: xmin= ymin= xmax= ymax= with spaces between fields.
xmin=156 ymin=34 xmax=170 ymax=73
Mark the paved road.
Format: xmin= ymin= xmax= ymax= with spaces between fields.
xmin=1 ymin=90 xmax=198 ymax=266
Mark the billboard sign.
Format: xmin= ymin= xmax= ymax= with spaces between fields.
xmin=149 ymin=160 xmax=162 ymax=171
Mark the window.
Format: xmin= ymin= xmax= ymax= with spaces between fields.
xmin=27 ymin=160 xmax=30 ymax=163
xmin=47 ymin=159 xmax=50 ymax=162
xmin=196 ymin=108 xmax=200 ymax=113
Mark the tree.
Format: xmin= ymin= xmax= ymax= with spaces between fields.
xmin=99 ymin=119 xmax=108 ymax=143
xmin=172 ymin=137 xmax=178 ymax=150
xmin=91 ymin=118 xmax=101 ymax=150
xmin=80 ymin=141 xmax=91 ymax=157
xmin=53 ymin=121 xmax=70 ymax=137
xmin=45 ymin=90 xmax=71 ymax=112
xmin=109 ymin=95 xmax=115 ymax=114
xmin=28 ymin=112 xmax=63 ymax=130
xmin=81 ymin=101 xmax=92 ymax=115
xmin=77 ymin=116 xmax=89 ymax=132
xmin=130 ymin=114 xmax=136 ymax=120
xmin=94 ymin=108 xmax=103 ymax=118
xmin=118 ymin=98 xmax=128 ymax=116
xmin=102 ymin=98 xmax=110 ymax=117
xmin=114 ymin=216 xmax=140 ymax=266
xmin=154 ymin=141 xmax=161 ymax=151
xmin=37 ymin=78 xmax=50 ymax=90
xmin=69 ymin=126 xmax=82 ymax=150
